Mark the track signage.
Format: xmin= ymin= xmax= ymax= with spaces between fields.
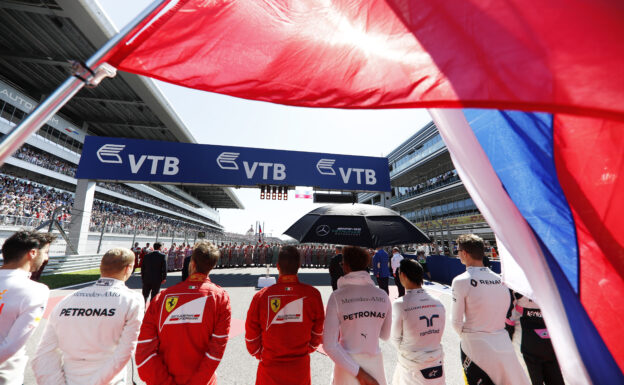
xmin=77 ymin=136 xmax=391 ymax=192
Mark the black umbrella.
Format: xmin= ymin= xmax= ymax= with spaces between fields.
xmin=284 ymin=203 xmax=430 ymax=247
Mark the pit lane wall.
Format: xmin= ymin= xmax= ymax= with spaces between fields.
xmin=405 ymin=254 xmax=501 ymax=285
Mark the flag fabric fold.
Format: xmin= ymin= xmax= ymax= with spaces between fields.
xmin=105 ymin=0 xmax=624 ymax=120
xmin=429 ymin=108 xmax=623 ymax=384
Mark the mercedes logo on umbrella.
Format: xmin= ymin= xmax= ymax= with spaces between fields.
xmin=285 ymin=204 xmax=430 ymax=247
xmin=315 ymin=225 xmax=331 ymax=237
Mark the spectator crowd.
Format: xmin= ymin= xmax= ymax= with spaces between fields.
xmin=0 ymin=173 xmax=212 ymax=237
xmin=396 ymin=169 xmax=459 ymax=200
xmin=8 ymin=144 xmax=211 ymax=225
xmin=12 ymin=144 xmax=77 ymax=177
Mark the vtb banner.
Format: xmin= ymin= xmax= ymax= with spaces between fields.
xmin=76 ymin=136 xmax=391 ymax=192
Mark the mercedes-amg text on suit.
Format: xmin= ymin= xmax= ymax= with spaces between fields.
xmin=32 ymin=278 xmax=144 ymax=385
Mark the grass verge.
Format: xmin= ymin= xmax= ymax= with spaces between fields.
xmin=40 ymin=268 xmax=101 ymax=289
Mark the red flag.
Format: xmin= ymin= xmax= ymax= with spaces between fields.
xmin=106 ymin=0 xmax=624 ymax=119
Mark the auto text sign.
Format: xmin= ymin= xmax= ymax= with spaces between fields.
xmin=76 ymin=136 xmax=391 ymax=192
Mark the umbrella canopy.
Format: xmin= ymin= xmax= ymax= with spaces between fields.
xmin=284 ymin=204 xmax=430 ymax=248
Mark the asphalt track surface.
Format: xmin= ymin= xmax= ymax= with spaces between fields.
xmin=23 ymin=267 xmax=529 ymax=385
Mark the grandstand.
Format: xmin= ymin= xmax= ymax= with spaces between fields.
xmin=0 ymin=1 xmax=244 ymax=256
xmin=358 ymin=121 xmax=494 ymax=252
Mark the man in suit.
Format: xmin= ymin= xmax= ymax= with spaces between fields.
xmin=141 ymin=242 xmax=167 ymax=303
xmin=328 ymin=245 xmax=344 ymax=291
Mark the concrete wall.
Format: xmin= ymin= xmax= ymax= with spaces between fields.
xmin=0 ymin=227 xmax=214 ymax=257
xmin=404 ymin=253 xmax=501 ymax=285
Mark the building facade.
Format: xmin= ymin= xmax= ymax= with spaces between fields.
xmin=359 ymin=121 xmax=494 ymax=251
xmin=0 ymin=1 xmax=243 ymax=255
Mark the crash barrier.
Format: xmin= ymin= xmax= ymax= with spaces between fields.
xmin=403 ymin=254 xmax=501 ymax=285
xmin=41 ymin=254 xmax=104 ymax=276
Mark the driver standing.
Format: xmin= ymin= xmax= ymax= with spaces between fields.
xmin=451 ymin=234 xmax=530 ymax=385
xmin=323 ymin=246 xmax=392 ymax=385
xmin=32 ymin=248 xmax=144 ymax=385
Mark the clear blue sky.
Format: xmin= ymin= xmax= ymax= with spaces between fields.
xmin=97 ymin=0 xmax=432 ymax=237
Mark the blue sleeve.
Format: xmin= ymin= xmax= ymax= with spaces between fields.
xmin=372 ymin=253 xmax=379 ymax=274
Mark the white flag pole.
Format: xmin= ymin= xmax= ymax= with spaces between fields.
xmin=0 ymin=0 xmax=167 ymax=166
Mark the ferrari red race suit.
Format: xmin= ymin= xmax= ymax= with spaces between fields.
xmin=136 ymin=273 xmax=231 ymax=385
xmin=245 ymin=275 xmax=325 ymax=385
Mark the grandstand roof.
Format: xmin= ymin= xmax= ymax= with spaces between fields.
xmin=0 ymin=0 xmax=243 ymax=210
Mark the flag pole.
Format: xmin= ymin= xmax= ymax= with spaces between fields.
xmin=0 ymin=0 xmax=167 ymax=166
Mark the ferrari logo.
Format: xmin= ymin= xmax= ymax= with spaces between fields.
xmin=166 ymin=296 xmax=179 ymax=312
xmin=270 ymin=298 xmax=281 ymax=313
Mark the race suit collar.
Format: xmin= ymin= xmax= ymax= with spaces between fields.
xmin=278 ymin=275 xmax=299 ymax=284
xmin=188 ymin=273 xmax=209 ymax=282
xmin=0 ymin=269 xmax=30 ymax=278
xmin=95 ymin=277 xmax=125 ymax=287
xmin=337 ymin=270 xmax=375 ymax=289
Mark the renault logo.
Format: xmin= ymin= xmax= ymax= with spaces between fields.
xmin=315 ymin=225 xmax=331 ymax=237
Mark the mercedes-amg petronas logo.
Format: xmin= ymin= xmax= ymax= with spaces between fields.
xmin=315 ymin=225 xmax=331 ymax=237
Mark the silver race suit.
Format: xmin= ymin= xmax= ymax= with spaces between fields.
xmin=323 ymin=270 xmax=392 ymax=385
xmin=32 ymin=278 xmax=144 ymax=385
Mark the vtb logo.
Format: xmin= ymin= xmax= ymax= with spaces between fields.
xmin=315 ymin=158 xmax=377 ymax=185
xmin=216 ymin=152 xmax=286 ymax=181
xmin=96 ymin=144 xmax=125 ymax=164
xmin=216 ymin=152 xmax=240 ymax=170
xmin=419 ymin=314 xmax=439 ymax=327
xmin=96 ymin=144 xmax=180 ymax=176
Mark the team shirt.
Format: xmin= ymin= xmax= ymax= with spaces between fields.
xmin=391 ymin=288 xmax=445 ymax=353
xmin=391 ymin=288 xmax=446 ymax=383
xmin=452 ymin=266 xmax=530 ymax=385
xmin=390 ymin=252 xmax=404 ymax=273
xmin=136 ymin=273 xmax=231 ymax=385
xmin=323 ymin=270 xmax=392 ymax=376
xmin=0 ymin=269 xmax=49 ymax=385
xmin=245 ymin=275 xmax=324 ymax=385
xmin=512 ymin=295 xmax=556 ymax=358
xmin=451 ymin=266 xmax=510 ymax=334
xmin=32 ymin=278 xmax=144 ymax=385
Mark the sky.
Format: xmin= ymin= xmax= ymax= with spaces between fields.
xmin=97 ymin=0 xmax=432 ymax=238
